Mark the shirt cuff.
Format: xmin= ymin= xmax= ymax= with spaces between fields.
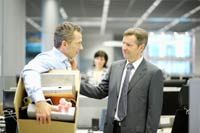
xmin=31 ymin=89 xmax=45 ymax=103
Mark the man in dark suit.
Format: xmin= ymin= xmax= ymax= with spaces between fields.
xmin=80 ymin=27 xmax=163 ymax=133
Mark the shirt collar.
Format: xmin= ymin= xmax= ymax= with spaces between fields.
xmin=52 ymin=47 xmax=69 ymax=63
xmin=126 ymin=56 xmax=144 ymax=71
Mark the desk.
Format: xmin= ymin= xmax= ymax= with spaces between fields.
xmin=159 ymin=115 xmax=174 ymax=128
xmin=77 ymin=128 xmax=172 ymax=133
xmin=157 ymin=128 xmax=172 ymax=133
xmin=77 ymin=129 xmax=102 ymax=133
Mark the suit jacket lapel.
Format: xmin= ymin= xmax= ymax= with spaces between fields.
xmin=128 ymin=59 xmax=147 ymax=92
xmin=116 ymin=60 xmax=126 ymax=94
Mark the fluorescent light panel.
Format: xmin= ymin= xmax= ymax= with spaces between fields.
xmin=160 ymin=5 xmax=200 ymax=31
xmin=26 ymin=17 xmax=41 ymax=31
xmin=134 ymin=0 xmax=163 ymax=27
xmin=59 ymin=7 xmax=68 ymax=20
xmin=103 ymin=41 xmax=122 ymax=47
xmin=190 ymin=25 xmax=200 ymax=33
xmin=100 ymin=0 xmax=110 ymax=35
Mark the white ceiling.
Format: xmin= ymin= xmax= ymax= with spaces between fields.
xmin=26 ymin=0 xmax=200 ymax=34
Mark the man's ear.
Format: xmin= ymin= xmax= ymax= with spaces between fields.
xmin=139 ymin=44 xmax=145 ymax=52
xmin=61 ymin=40 xmax=68 ymax=47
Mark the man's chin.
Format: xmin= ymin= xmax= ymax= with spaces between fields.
xmin=123 ymin=54 xmax=128 ymax=59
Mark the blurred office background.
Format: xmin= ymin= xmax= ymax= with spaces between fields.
xmin=1 ymin=0 xmax=200 ymax=95
xmin=0 ymin=0 xmax=200 ymax=132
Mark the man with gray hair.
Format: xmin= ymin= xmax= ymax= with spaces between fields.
xmin=22 ymin=22 xmax=83 ymax=124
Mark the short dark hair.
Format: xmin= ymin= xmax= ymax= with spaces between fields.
xmin=93 ymin=50 xmax=108 ymax=68
xmin=54 ymin=22 xmax=82 ymax=48
xmin=124 ymin=27 xmax=148 ymax=47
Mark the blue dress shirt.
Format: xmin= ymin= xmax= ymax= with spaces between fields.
xmin=22 ymin=47 xmax=71 ymax=103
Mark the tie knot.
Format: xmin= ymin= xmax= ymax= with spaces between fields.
xmin=127 ymin=63 xmax=134 ymax=70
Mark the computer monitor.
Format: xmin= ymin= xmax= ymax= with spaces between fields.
xmin=164 ymin=79 xmax=187 ymax=87
xmin=162 ymin=84 xmax=189 ymax=115
xmin=178 ymin=85 xmax=189 ymax=108
xmin=162 ymin=91 xmax=179 ymax=115
xmin=3 ymin=89 xmax=15 ymax=110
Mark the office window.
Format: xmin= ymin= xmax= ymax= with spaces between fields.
xmin=146 ymin=32 xmax=193 ymax=75
xmin=26 ymin=32 xmax=41 ymax=63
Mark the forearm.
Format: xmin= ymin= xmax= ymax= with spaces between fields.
xmin=23 ymin=70 xmax=45 ymax=102
xmin=80 ymin=81 xmax=108 ymax=99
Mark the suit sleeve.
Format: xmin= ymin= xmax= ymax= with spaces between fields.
xmin=145 ymin=69 xmax=164 ymax=133
xmin=80 ymin=66 xmax=111 ymax=99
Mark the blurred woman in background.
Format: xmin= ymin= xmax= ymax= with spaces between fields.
xmin=86 ymin=50 xmax=108 ymax=86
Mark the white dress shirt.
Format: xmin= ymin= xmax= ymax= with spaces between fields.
xmin=114 ymin=56 xmax=144 ymax=121
xmin=22 ymin=47 xmax=71 ymax=103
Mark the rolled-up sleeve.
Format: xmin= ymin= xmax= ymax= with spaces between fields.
xmin=22 ymin=54 xmax=51 ymax=102
xmin=23 ymin=70 xmax=45 ymax=102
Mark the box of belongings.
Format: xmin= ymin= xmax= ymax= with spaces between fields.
xmin=14 ymin=70 xmax=80 ymax=133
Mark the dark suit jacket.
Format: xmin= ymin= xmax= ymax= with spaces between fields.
xmin=80 ymin=59 xmax=163 ymax=133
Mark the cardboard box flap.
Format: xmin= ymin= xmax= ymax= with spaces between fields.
xmin=14 ymin=78 xmax=25 ymax=119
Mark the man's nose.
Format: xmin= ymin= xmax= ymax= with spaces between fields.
xmin=80 ymin=44 xmax=83 ymax=50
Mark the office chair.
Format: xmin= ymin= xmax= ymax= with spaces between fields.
xmin=178 ymin=85 xmax=189 ymax=109
xmin=171 ymin=85 xmax=189 ymax=133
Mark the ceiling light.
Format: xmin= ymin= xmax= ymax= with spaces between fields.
xmin=103 ymin=41 xmax=122 ymax=47
xmin=59 ymin=7 xmax=68 ymax=20
xmin=26 ymin=17 xmax=41 ymax=31
xmin=100 ymin=0 xmax=110 ymax=35
xmin=160 ymin=5 xmax=200 ymax=31
xmin=134 ymin=0 xmax=163 ymax=27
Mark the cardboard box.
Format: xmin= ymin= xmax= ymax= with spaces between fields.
xmin=14 ymin=70 xmax=80 ymax=133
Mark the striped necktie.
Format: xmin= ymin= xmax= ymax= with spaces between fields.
xmin=118 ymin=63 xmax=134 ymax=121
